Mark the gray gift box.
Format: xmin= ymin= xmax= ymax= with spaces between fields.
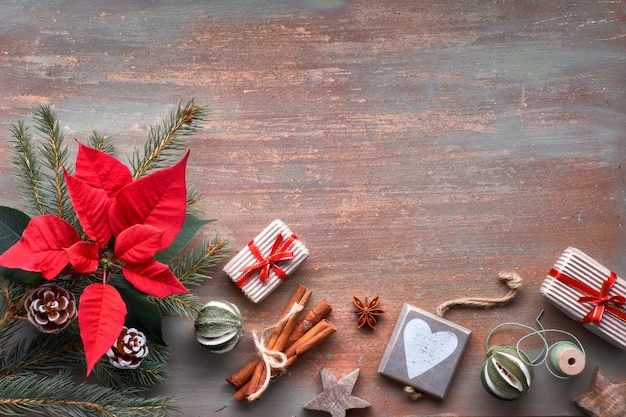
xmin=378 ymin=303 xmax=471 ymax=399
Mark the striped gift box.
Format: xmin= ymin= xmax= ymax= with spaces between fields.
xmin=540 ymin=247 xmax=626 ymax=351
xmin=223 ymin=219 xmax=309 ymax=303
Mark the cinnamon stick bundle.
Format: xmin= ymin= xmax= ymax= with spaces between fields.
xmin=245 ymin=286 xmax=311 ymax=399
xmin=227 ymin=285 xmax=335 ymax=401
xmin=226 ymin=297 xmax=333 ymax=390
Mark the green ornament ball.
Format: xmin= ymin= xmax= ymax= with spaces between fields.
xmin=481 ymin=345 xmax=534 ymax=401
xmin=194 ymin=300 xmax=244 ymax=354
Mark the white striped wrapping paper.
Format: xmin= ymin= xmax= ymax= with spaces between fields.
xmin=223 ymin=219 xmax=309 ymax=303
xmin=540 ymin=246 xmax=626 ymax=351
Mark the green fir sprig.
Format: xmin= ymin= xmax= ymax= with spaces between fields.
xmin=91 ymin=344 xmax=170 ymax=391
xmin=152 ymin=235 xmax=232 ymax=319
xmin=0 ymin=330 xmax=83 ymax=378
xmin=85 ymin=131 xmax=115 ymax=154
xmin=9 ymin=121 xmax=43 ymax=216
xmin=131 ymin=100 xmax=209 ymax=179
xmin=32 ymin=105 xmax=73 ymax=220
xmin=0 ymin=371 xmax=177 ymax=417
xmin=174 ymin=235 xmax=232 ymax=288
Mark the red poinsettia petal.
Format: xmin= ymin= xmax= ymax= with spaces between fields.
xmin=64 ymin=169 xmax=112 ymax=246
xmin=78 ymin=283 xmax=127 ymax=376
xmin=109 ymin=151 xmax=189 ymax=250
xmin=113 ymin=224 xmax=164 ymax=264
xmin=65 ymin=241 xmax=100 ymax=273
xmin=122 ymin=259 xmax=189 ymax=298
xmin=75 ymin=142 xmax=133 ymax=198
xmin=0 ymin=215 xmax=79 ymax=279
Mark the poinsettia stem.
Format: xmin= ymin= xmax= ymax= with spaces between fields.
xmin=58 ymin=267 xmax=104 ymax=278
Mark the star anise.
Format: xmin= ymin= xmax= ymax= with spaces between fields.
xmin=353 ymin=296 xmax=384 ymax=330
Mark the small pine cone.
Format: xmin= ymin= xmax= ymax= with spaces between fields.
xmin=106 ymin=327 xmax=149 ymax=369
xmin=24 ymin=284 xmax=77 ymax=333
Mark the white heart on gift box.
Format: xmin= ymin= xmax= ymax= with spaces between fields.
xmin=403 ymin=318 xmax=458 ymax=379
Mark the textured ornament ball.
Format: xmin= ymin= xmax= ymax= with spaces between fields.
xmin=195 ymin=300 xmax=244 ymax=353
xmin=481 ymin=345 xmax=534 ymax=400
xmin=24 ymin=283 xmax=77 ymax=333
xmin=106 ymin=327 xmax=149 ymax=369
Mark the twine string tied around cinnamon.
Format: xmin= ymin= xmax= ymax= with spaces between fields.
xmin=246 ymin=302 xmax=304 ymax=401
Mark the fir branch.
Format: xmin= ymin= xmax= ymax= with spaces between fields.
xmin=172 ymin=235 xmax=232 ymax=288
xmin=185 ymin=186 xmax=203 ymax=215
xmin=32 ymin=106 xmax=73 ymax=221
xmin=9 ymin=121 xmax=44 ymax=215
xmin=0 ymin=330 xmax=83 ymax=378
xmin=85 ymin=131 xmax=115 ymax=154
xmin=0 ymin=371 xmax=177 ymax=417
xmin=91 ymin=344 xmax=170 ymax=391
xmin=131 ymin=100 xmax=209 ymax=179
xmin=0 ymin=278 xmax=29 ymax=333
xmin=152 ymin=293 xmax=201 ymax=320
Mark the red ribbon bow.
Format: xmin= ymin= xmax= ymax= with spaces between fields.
xmin=235 ymin=233 xmax=297 ymax=288
xmin=549 ymin=268 xmax=626 ymax=324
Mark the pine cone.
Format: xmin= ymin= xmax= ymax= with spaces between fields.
xmin=106 ymin=326 xmax=149 ymax=369
xmin=24 ymin=284 xmax=77 ymax=333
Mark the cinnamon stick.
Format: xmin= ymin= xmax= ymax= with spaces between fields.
xmin=226 ymin=360 xmax=257 ymax=388
xmin=272 ymin=290 xmax=312 ymax=352
xmin=265 ymin=284 xmax=307 ymax=348
xmin=234 ymin=380 xmax=252 ymax=401
xmin=286 ymin=298 xmax=332 ymax=347
xmin=283 ymin=319 xmax=337 ymax=366
xmin=245 ymin=287 xmax=311 ymax=398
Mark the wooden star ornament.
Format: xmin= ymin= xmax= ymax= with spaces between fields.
xmin=573 ymin=367 xmax=626 ymax=417
xmin=304 ymin=368 xmax=371 ymax=417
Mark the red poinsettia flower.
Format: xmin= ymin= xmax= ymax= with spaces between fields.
xmin=0 ymin=143 xmax=191 ymax=375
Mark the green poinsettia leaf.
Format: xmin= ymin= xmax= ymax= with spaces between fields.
xmin=0 ymin=267 xmax=43 ymax=285
xmin=154 ymin=215 xmax=214 ymax=264
xmin=0 ymin=207 xmax=44 ymax=285
xmin=110 ymin=275 xmax=166 ymax=345
xmin=0 ymin=206 xmax=31 ymax=253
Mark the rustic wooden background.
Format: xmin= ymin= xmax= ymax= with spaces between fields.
xmin=1 ymin=1 xmax=625 ymax=416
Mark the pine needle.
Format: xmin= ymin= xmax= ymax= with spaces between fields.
xmin=172 ymin=235 xmax=232 ymax=288
xmin=9 ymin=121 xmax=44 ymax=215
xmin=0 ymin=371 xmax=177 ymax=417
xmin=32 ymin=106 xmax=72 ymax=219
xmin=0 ymin=278 xmax=29 ymax=339
xmin=85 ymin=131 xmax=115 ymax=154
xmin=185 ymin=186 xmax=203 ymax=215
xmin=91 ymin=344 xmax=170 ymax=391
xmin=131 ymin=100 xmax=209 ymax=179
xmin=152 ymin=293 xmax=202 ymax=320
xmin=0 ymin=330 xmax=83 ymax=378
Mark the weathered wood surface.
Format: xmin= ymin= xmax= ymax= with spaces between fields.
xmin=1 ymin=1 xmax=625 ymax=416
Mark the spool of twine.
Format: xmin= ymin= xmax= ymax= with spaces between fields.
xmin=547 ymin=340 xmax=585 ymax=378
xmin=404 ymin=272 xmax=523 ymax=400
